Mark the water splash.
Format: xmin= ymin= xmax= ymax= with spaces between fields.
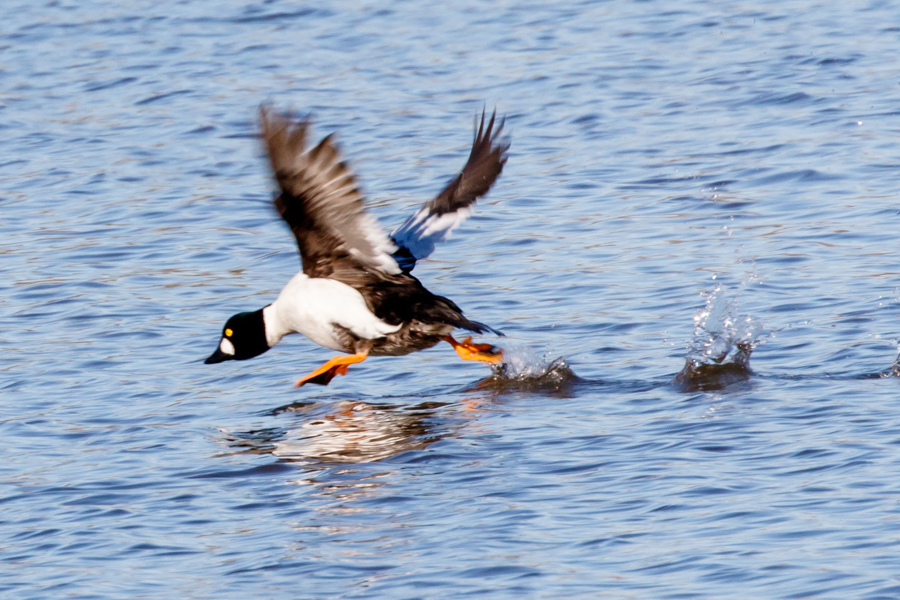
xmin=675 ymin=285 xmax=764 ymax=390
xmin=470 ymin=342 xmax=579 ymax=393
xmin=885 ymin=342 xmax=900 ymax=378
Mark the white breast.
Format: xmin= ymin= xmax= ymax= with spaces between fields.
xmin=263 ymin=272 xmax=401 ymax=352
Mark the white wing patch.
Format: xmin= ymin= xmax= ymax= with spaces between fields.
xmin=347 ymin=211 xmax=400 ymax=274
xmin=391 ymin=205 xmax=473 ymax=262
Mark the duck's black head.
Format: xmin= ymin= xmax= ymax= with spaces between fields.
xmin=205 ymin=308 xmax=270 ymax=364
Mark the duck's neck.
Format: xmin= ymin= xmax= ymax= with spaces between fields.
xmin=262 ymin=303 xmax=289 ymax=348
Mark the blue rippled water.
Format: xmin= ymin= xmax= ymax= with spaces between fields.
xmin=4 ymin=1 xmax=900 ymax=598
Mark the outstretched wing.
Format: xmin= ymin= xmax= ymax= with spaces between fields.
xmin=260 ymin=107 xmax=400 ymax=278
xmin=391 ymin=109 xmax=509 ymax=272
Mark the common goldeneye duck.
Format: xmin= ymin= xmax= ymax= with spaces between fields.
xmin=206 ymin=107 xmax=509 ymax=386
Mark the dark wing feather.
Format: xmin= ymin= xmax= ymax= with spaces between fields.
xmin=261 ymin=107 xmax=400 ymax=278
xmin=391 ymin=109 xmax=509 ymax=271
xmin=432 ymin=109 xmax=509 ymax=215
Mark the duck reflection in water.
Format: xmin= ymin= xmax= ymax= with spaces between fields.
xmin=224 ymin=399 xmax=482 ymax=464
xmin=222 ymin=354 xmax=582 ymax=465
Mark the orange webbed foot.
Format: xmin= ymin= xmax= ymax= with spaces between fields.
xmin=443 ymin=335 xmax=504 ymax=364
xmin=295 ymin=352 xmax=368 ymax=387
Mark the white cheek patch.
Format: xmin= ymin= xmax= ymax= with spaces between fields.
xmin=219 ymin=337 xmax=235 ymax=356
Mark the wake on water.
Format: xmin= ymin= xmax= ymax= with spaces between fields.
xmin=478 ymin=285 xmax=766 ymax=392
xmin=468 ymin=283 xmax=900 ymax=391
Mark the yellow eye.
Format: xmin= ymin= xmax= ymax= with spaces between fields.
xmin=224 ymin=328 xmax=233 ymax=337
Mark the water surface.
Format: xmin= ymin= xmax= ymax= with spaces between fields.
xmin=4 ymin=1 xmax=900 ymax=598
